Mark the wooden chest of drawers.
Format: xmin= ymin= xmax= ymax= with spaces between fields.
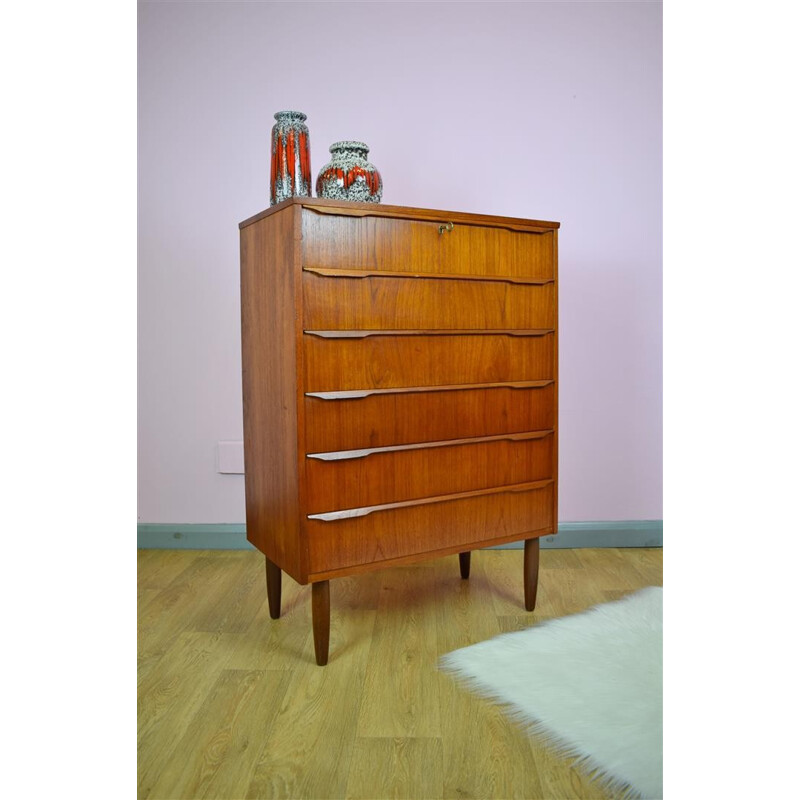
xmin=239 ymin=198 xmax=559 ymax=664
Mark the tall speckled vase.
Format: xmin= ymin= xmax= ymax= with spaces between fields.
xmin=270 ymin=110 xmax=312 ymax=206
xmin=316 ymin=141 xmax=383 ymax=203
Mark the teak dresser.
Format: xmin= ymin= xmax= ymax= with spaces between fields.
xmin=239 ymin=197 xmax=560 ymax=664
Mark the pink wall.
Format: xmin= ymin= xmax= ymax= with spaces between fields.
xmin=138 ymin=1 xmax=662 ymax=523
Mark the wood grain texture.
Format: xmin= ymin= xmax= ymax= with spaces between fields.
xmin=304 ymin=329 xmax=553 ymax=339
xmin=307 ymin=479 xmax=552 ymax=522
xmin=138 ymin=554 xmax=262 ymax=683
xmin=246 ymin=609 xmax=378 ymax=798
xmin=138 ymin=631 xmax=232 ymax=797
xmin=302 ymin=206 xmax=556 ymax=278
xmin=308 ymin=429 xmax=553 ymax=460
xmin=303 ymin=331 xmax=555 ymax=391
xmin=303 ymin=270 xmax=555 ymax=330
xmin=214 ymin=582 xmax=313 ymax=672
xmin=146 ymin=668 xmax=290 ymax=800
xmin=305 ymin=432 xmax=554 ymax=512
xmin=356 ymin=567 xmax=442 ymax=738
xmin=345 ymin=737 xmax=444 ymax=800
xmin=139 ymin=548 xmax=661 ymax=800
xmin=304 ymin=382 xmax=556 ymax=452
xmin=239 ymin=202 xmax=559 ymax=654
xmin=306 ymin=483 xmax=554 ymax=574
xmin=240 ymin=206 xmax=304 ymax=581
xmin=240 ymin=196 xmax=560 ymax=234
xmin=304 ymin=266 xmax=554 ymax=285
xmin=306 ymin=526 xmax=554 ymax=583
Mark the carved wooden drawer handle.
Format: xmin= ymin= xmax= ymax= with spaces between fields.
xmin=304 ymin=380 xmax=555 ymax=400
xmin=306 ymin=429 xmax=555 ymax=461
xmin=302 ymin=267 xmax=555 ymax=286
xmin=304 ymin=329 xmax=554 ymax=339
xmin=307 ymin=479 xmax=554 ymax=522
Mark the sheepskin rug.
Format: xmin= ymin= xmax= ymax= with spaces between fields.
xmin=440 ymin=586 xmax=663 ymax=799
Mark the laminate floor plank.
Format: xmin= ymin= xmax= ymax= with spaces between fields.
xmin=536 ymin=567 xmax=596 ymax=620
xmin=211 ymin=578 xmax=310 ymax=672
xmin=619 ymin=546 xmax=664 ymax=584
xmin=345 ymin=737 xmax=444 ymax=800
xmin=190 ymin=552 xmax=267 ymax=634
xmin=147 ymin=669 xmax=290 ymax=800
xmin=137 ymin=549 xmax=203 ymax=593
xmin=536 ymin=547 xmax=585 ymax=569
xmin=138 ymin=631 xmax=234 ymax=798
xmin=245 ymin=610 xmax=377 ymax=799
xmin=481 ymin=548 xmax=533 ymax=618
xmin=496 ymin=614 xmax=537 ymax=634
xmin=357 ymin=567 xmax=442 ymax=738
xmin=138 ymin=547 xmax=662 ymax=800
xmin=138 ymin=557 xmax=241 ymax=650
xmin=137 ymin=558 xmax=244 ymax=686
xmin=574 ymin=547 xmax=647 ymax=591
xmin=333 ymin=570 xmax=385 ymax=612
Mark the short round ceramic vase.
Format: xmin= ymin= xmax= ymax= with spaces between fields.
xmin=316 ymin=141 xmax=383 ymax=203
xmin=270 ymin=110 xmax=312 ymax=206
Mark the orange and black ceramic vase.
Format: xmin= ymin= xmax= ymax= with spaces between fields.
xmin=270 ymin=110 xmax=312 ymax=206
xmin=316 ymin=141 xmax=383 ymax=203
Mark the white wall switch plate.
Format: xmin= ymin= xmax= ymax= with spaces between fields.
xmin=217 ymin=441 xmax=245 ymax=474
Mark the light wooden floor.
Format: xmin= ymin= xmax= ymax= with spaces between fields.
xmin=138 ymin=547 xmax=662 ymax=800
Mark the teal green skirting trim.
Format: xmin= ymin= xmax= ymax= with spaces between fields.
xmin=137 ymin=520 xmax=662 ymax=550
xmin=136 ymin=523 xmax=252 ymax=550
xmin=491 ymin=520 xmax=662 ymax=549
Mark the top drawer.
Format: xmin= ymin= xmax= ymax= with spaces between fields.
xmin=302 ymin=208 xmax=555 ymax=280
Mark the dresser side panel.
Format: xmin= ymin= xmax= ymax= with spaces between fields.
xmin=552 ymin=229 xmax=560 ymax=534
xmin=240 ymin=208 xmax=303 ymax=580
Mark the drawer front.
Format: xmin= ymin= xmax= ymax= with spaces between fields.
xmin=304 ymin=382 xmax=555 ymax=452
xmin=303 ymin=270 xmax=555 ymax=330
xmin=303 ymin=332 xmax=554 ymax=392
xmin=302 ymin=209 xmax=555 ymax=280
xmin=305 ymin=431 xmax=554 ymax=514
xmin=306 ymin=482 xmax=554 ymax=574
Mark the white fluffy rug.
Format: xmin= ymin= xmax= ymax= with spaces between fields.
xmin=440 ymin=587 xmax=663 ymax=799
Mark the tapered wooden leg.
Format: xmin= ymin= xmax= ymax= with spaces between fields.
xmin=459 ymin=551 xmax=471 ymax=579
xmin=524 ymin=538 xmax=540 ymax=612
xmin=312 ymin=580 xmax=330 ymax=666
xmin=265 ymin=557 xmax=281 ymax=619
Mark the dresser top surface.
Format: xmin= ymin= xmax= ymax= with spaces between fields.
xmin=239 ymin=197 xmax=560 ymax=232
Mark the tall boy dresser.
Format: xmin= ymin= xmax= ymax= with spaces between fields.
xmin=239 ymin=198 xmax=559 ymax=664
